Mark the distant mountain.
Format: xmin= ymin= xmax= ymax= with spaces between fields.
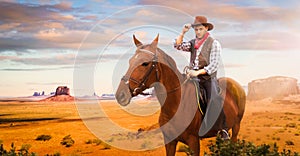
xmin=40 ymin=95 xmax=75 ymax=102
xmin=100 ymin=94 xmax=115 ymax=100
xmin=77 ymin=95 xmax=100 ymax=100
xmin=248 ymin=76 xmax=298 ymax=100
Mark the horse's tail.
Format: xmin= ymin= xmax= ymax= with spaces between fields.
xmin=219 ymin=77 xmax=246 ymax=120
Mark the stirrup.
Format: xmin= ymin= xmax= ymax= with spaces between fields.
xmin=217 ymin=129 xmax=230 ymax=140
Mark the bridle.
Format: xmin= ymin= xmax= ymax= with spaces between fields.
xmin=121 ymin=48 xmax=160 ymax=96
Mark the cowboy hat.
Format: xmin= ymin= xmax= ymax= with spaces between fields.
xmin=191 ymin=16 xmax=214 ymax=31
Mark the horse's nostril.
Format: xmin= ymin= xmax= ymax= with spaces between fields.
xmin=117 ymin=91 xmax=127 ymax=103
xmin=119 ymin=92 xmax=125 ymax=99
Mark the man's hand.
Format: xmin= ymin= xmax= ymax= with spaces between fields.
xmin=182 ymin=23 xmax=191 ymax=34
xmin=187 ymin=69 xmax=207 ymax=77
xmin=176 ymin=23 xmax=191 ymax=45
xmin=187 ymin=69 xmax=200 ymax=77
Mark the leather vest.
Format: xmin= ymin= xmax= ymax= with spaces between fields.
xmin=190 ymin=36 xmax=216 ymax=80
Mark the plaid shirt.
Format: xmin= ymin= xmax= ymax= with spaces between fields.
xmin=174 ymin=38 xmax=221 ymax=75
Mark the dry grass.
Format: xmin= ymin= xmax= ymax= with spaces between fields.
xmin=0 ymin=98 xmax=300 ymax=155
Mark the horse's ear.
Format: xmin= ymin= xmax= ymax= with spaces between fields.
xmin=150 ymin=34 xmax=159 ymax=49
xmin=133 ymin=34 xmax=143 ymax=47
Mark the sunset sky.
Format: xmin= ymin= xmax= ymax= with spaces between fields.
xmin=0 ymin=0 xmax=299 ymax=97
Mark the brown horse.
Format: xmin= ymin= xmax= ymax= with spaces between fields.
xmin=115 ymin=35 xmax=246 ymax=156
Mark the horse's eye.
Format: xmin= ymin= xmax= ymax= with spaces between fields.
xmin=142 ymin=62 xmax=149 ymax=66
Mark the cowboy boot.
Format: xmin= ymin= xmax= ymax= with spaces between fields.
xmin=218 ymin=110 xmax=229 ymax=140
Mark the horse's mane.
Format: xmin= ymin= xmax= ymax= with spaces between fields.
xmin=138 ymin=44 xmax=184 ymax=80
xmin=156 ymin=48 xmax=178 ymax=71
xmin=156 ymin=47 xmax=188 ymax=81
xmin=137 ymin=44 xmax=177 ymax=71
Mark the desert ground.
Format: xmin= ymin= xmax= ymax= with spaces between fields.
xmin=0 ymin=96 xmax=300 ymax=155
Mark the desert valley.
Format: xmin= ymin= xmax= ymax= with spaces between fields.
xmin=0 ymin=76 xmax=300 ymax=155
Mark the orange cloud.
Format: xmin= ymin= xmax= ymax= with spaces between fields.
xmin=53 ymin=1 xmax=73 ymax=11
xmin=43 ymin=22 xmax=65 ymax=29
xmin=0 ymin=23 xmax=20 ymax=30
xmin=0 ymin=2 xmax=74 ymax=23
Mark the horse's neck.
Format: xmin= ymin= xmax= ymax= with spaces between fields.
xmin=158 ymin=65 xmax=184 ymax=92
xmin=154 ymin=66 xmax=184 ymax=115
xmin=152 ymin=51 xmax=189 ymax=116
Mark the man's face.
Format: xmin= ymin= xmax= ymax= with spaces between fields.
xmin=194 ymin=25 xmax=208 ymax=39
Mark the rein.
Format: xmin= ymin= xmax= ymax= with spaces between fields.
xmin=121 ymin=48 xmax=188 ymax=96
xmin=121 ymin=49 xmax=159 ymax=96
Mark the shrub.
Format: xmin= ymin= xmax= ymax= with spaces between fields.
xmin=286 ymin=123 xmax=297 ymax=128
xmin=86 ymin=138 xmax=111 ymax=150
xmin=93 ymin=139 xmax=102 ymax=146
xmin=107 ymin=137 xmax=114 ymax=143
xmin=204 ymin=136 xmax=299 ymax=156
xmin=0 ymin=142 xmax=36 ymax=156
xmin=85 ymin=139 xmax=92 ymax=144
xmin=60 ymin=135 xmax=75 ymax=147
xmin=140 ymin=140 xmax=153 ymax=150
xmin=85 ymin=139 xmax=102 ymax=146
xmin=19 ymin=144 xmax=32 ymax=155
xmin=285 ymin=140 xmax=295 ymax=146
xmin=36 ymin=135 xmax=52 ymax=141
xmin=102 ymin=142 xmax=111 ymax=150
xmin=45 ymin=152 xmax=61 ymax=156
xmin=285 ymin=112 xmax=295 ymax=115
xmin=177 ymin=145 xmax=194 ymax=156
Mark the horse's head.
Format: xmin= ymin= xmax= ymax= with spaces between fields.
xmin=116 ymin=34 xmax=161 ymax=106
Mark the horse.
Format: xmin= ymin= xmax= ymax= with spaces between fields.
xmin=115 ymin=34 xmax=246 ymax=156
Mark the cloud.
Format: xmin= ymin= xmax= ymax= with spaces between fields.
xmin=53 ymin=1 xmax=73 ymax=11
xmin=0 ymin=1 xmax=130 ymax=51
xmin=0 ymin=3 xmax=191 ymax=52
xmin=138 ymin=0 xmax=299 ymax=23
xmin=0 ymin=67 xmax=68 ymax=71
xmin=0 ymin=2 xmax=81 ymax=51
xmin=0 ymin=23 xmax=21 ymax=30
xmin=0 ymin=2 xmax=74 ymax=23
xmin=218 ymin=31 xmax=300 ymax=51
xmin=137 ymin=0 xmax=300 ymax=51
xmin=223 ymin=63 xmax=246 ymax=68
xmin=1 ymin=53 xmax=76 ymax=66
xmin=0 ymin=51 xmax=133 ymax=68
xmin=0 ymin=55 xmax=16 ymax=61
xmin=1 ymin=0 xmax=299 ymax=53
xmin=0 ymin=37 xmax=51 ymax=51
xmin=27 ymin=82 xmax=70 ymax=86
xmin=81 ymin=15 xmax=99 ymax=21
xmin=0 ymin=27 xmax=118 ymax=51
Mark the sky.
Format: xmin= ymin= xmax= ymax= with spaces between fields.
xmin=0 ymin=0 xmax=299 ymax=97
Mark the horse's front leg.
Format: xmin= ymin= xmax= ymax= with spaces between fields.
xmin=186 ymin=135 xmax=200 ymax=156
xmin=165 ymin=140 xmax=178 ymax=156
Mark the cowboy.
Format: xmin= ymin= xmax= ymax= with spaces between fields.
xmin=174 ymin=15 xmax=229 ymax=139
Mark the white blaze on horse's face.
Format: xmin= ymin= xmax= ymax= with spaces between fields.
xmin=134 ymin=54 xmax=139 ymax=59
